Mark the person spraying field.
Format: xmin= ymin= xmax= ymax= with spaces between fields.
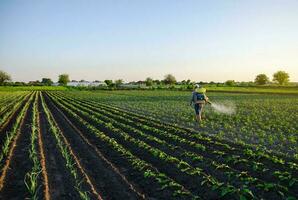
xmin=190 ymin=84 xmax=211 ymax=122
xmin=190 ymin=85 xmax=236 ymax=121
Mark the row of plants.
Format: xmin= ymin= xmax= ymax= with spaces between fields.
xmin=0 ymin=92 xmax=35 ymax=192
xmin=49 ymin=92 xmax=297 ymax=199
xmin=55 ymin=92 xmax=298 ymax=192
xmin=58 ymin=91 xmax=294 ymax=157
xmin=62 ymin=90 xmax=297 ymax=157
xmin=53 ymin=92 xmax=297 ymax=176
xmin=94 ymin=97 xmax=296 ymax=168
xmin=89 ymin=99 xmax=298 ymax=185
xmin=39 ymin=93 xmax=95 ymax=200
xmin=0 ymin=92 xmax=32 ymax=131
xmin=0 ymin=92 xmax=25 ymax=112
xmin=49 ymin=94 xmax=249 ymax=199
xmin=0 ymin=92 xmax=34 ymax=168
xmin=43 ymin=93 xmax=199 ymax=200
xmin=24 ymin=92 xmax=42 ymax=199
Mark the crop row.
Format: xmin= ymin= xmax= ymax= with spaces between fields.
xmin=53 ymin=92 xmax=298 ymax=179
xmin=43 ymin=92 xmax=199 ymax=199
xmin=64 ymin=90 xmax=297 ymax=157
xmin=0 ymin=92 xmax=31 ymax=131
xmin=50 ymin=93 xmax=264 ymax=199
xmin=46 ymin=92 xmax=298 ymax=199
xmin=49 ymin=92 xmax=298 ymax=198
xmin=39 ymin=92 xmax=102 ymax=200
xmin=0 ymin=92 xmax=25 ymax=112
xmin=0 ymin=92 xmax=34 ymax=191
xmin=24 ymin=92 xmax=42 ymax=199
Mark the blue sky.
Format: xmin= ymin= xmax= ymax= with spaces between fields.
xmin=0 ymin=0 xmax=298 ymax=82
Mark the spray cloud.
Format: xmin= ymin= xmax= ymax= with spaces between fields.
xmin=210 ymin=102 xmax=236 ymax=115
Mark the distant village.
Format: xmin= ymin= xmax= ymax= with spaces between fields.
xmin=52 ymin=80 xmax=148 ymax=89
xmin=52 ymin=80 xmax=107 ymax=87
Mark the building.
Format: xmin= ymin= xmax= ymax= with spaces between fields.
xmin=66 ymin=81 xmax=107 ymax=87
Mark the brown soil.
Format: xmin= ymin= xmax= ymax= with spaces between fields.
xmin=38 ymin=97 xmax=81 ymax=200
xmin=44 ymin=92 xmax=143 ymax=200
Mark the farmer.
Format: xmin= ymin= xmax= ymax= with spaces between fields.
xmin=190 ymin=84 xmax=210 ymax=122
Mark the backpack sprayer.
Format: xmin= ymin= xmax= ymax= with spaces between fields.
xmin=193 ymin=85 xmax=236 ymax=115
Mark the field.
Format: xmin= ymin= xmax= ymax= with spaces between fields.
xmin=0 ymin=90 xmax=297 ymax=200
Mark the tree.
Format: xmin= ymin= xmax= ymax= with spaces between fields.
xmin=41 ymin=78 xmax=53 ymax=86
xmin=115 ymin=79 xmax=123 ymax=87
xmin=254 ymin=74 xmax=269 ymax=85
xmin=0 ymin=70 xmax=11 ymax=85
xmin=104 ymin=80 xmax=113 ymax=86
xmin=14 ymin=82 xmax=26 ymax=86
xmin=164 ymin=74 xmax=176 ymax=85
xmin=153 ymin=79 xmax=161 ymax=85
xmin=225 ymin=80 xmax=236 ymax=86
xmin=273 ymin=71 xmax=289 ymax=85
xmin=28 ymin=80 xmax=42 ymax=86
xmin=58 ymin=74 xmax=70 ymax=85
xmin=145 ymin=77 xmax=153 ymax=86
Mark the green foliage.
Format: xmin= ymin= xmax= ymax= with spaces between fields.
xmin=104 ymin=80 xmax=113 ymax=86
xmin=0 ymin=70 xmax=11 ymax=85
xmin=254 ymin=74 xmax=269 ymax=85
xmin=115 ymin=79 xmax=123 ymax=87
xmin=225 ymin=80 xmax=236 ymax=86
xmin=58 ymin=74 xmax=70 ymax=85
xmin=145 ymin=77 xmax=153 ymax=86
xmin=273 ymin=71 xmax=290 ymax=85
xmin=164 ymin=74 xmax=176 ymax=85
xmin=41 ymin=78 xmax=53 ymax=86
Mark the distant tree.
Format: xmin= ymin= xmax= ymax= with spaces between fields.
xmin=153 ymin=79 xmax=161 ymax=85
xmin=164 ymin=74 xmax=176 ymax=85
xmin=0 ymin=70 xmax=11 ymax=85
xmin=41 ymin=78 xmax=53 ymax=86
xmin=58 ymin=74 xmax=70 ymax=85
xmin=145 ymin=77 xmax=153 ymax=86
xmin=254 ymin=74 xmax=269 ymax=85
xmin=225 ymin=80 xmax=236 ymax=86
xmin=273 ymin=71 xmax=289 ymax=85
xmin=104 ymin=80 xmax=113 ymax=86
xmin=115 ymin=79 xmax=123 ymax=87
xmin=80 ymin=79 xmax=85 ymax=82
xmin=186 ymin=79 xmax=191 ymax=85
xmin=28 ymin=80 xmax=42 ymax=86
xmin=14 ymin=82 xmax=26 ymax=86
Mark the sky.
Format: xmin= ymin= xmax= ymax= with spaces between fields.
xmin=0 ymin=0 xmax=298 ymax=83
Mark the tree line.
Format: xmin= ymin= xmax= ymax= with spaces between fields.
xmin=0 ymin=70 xmax=292 ymax=87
